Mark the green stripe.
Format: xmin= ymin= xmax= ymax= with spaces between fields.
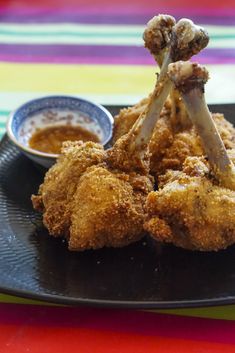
xmin=0 ymin=29 xmax=234 ymax=40
xmin=0 ymin=29 xmax=141 ymax=37
xmin=0 ymin=110 xmax=9 ymax=116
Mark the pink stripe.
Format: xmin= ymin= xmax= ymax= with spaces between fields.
xmin=0 ymin=6 xmax=235 ymax=15
xmin=0 ymin=54 xmax=234 ymax=65
xmin=1 ymin=304 xmax=235 ymax=344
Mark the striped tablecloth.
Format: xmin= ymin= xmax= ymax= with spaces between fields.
xmin=1 ymin=0 xmax=235 ymax=351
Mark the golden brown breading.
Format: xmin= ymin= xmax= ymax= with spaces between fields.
xmin=113 ymin=98 xmax=235 ymax=178
xmin=32 ymin=141 xmax=153 ymax=250
xmin=106 ymin=132 xmax=151 ymax=175
xmin=213 ymin=113 xmax=235 ymax=149
xmin=32 ymin=141 xmax=105 ymax=237
xmin=68 ymin=165 xmax=153 ymax=250
xmin=150 ymin=113 xmax=235 ymax=177
xmin=112 ymin=96 xmax=172 ymax=143
xmin=149 ymin=120 xmax=203 ymax=176
xmin=112 ymin=96 xmax=150 ymax=142
xmin=144 ymin=156 xmax=235 ymax=251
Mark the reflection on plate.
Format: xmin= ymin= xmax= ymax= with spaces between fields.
xmin=0 ymin=104 xmax=235 ymax=308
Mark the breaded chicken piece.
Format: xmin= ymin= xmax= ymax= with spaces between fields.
xmin=114 ymin=100 xmax=235 ymax=178
xmin=150 ymin=112 xmax=235 ymax=177
xmin=113 ymin=97 xmax=173 ymax=143
xmin=112 ymin=96 xmax=150 ymax=142
xmin=32 ymin=140 xmax=153 ymax=250
xmin=145 ymin=61 xmax=235 ymax=251
xmin=32 ymin=141 xmax=105 ymax=237
xmin=145 ymin=156 xmax=235 ymax=251
xmin=69 ymin=165 xmax=153 ymax=250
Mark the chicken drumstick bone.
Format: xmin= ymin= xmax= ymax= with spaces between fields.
xmin=108 ymin=18 xmax=209 ymax=173
xmin=144 ymin=62 xmax=235 ymax=251
xmin=168 ymin=61 xmax=235 ymax=189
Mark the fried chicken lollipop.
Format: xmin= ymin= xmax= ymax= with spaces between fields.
xmin=66 ymin=20 xmax=212 ymax=251
xmin=32 ymin=50 xmax=177 ymax=250
xmin=112 ymin=14 xmax=176 ymax=142
xmin=113 ymin=16 xmax=235 ymax=177
xmin=145 ymin=61 xmax=235 ymax=251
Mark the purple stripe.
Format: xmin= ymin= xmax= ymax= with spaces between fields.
xmin=0 ymin=55 xmax=234 ymax=65
xmin=0 ymin=44 xmax=234 ymax=65
xmin=0 ymin=10 xmax=235 ymax=25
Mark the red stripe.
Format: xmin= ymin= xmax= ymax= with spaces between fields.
xmin=0 ymin=7 xmax=234 ymax=15
xmin=1 ymin=304 xmax=235 ymax=353
xmin=1 ymin=327 xmax=235 ymax=353
xmin=1 ymin=304 xmax=235 ymax=344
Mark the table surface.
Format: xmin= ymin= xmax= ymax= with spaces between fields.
xmin=1 ymin=0 xmax=235 ymax=352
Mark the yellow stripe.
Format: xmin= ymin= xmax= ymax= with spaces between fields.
xmin=1 ymin=292 xmax=235 ymax=320
xmin=1 ymin=62 xmax=235 ymax=105
xmin=151 ymin=306 xmax=235 ymax=321
xmin=0 ymin=62 xmax=156 ymax=95
xmin=0 ymin=293 xmax=59 ymax=306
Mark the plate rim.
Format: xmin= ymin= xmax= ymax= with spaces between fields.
xmin=1 ymin=283 xmax=235 ymax=308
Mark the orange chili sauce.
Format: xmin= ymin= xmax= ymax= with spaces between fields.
xmin=29 ymin=125 xmax=100 ymax=154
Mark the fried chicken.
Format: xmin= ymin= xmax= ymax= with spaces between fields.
xmin=69 ymin=165 xmax=152 ymax=250
xmin=32 ymin=141 xmax=105 ymax=237
xmin=32 ymin=18 xmax=219 ymax=252
xmin=32 ymin=139 xmax=154 ymax=250
xmin=33 ymin=35 xmax=181 ymax=249
xmin=145 ymin=62 xmax=235 ymax=251
xmin=149 ymin=112 xmax=235 ymax=177
xmin=112 ymin=96 xmax=150 ymax=142
xmin=32 ymin=32 xmax=178 ymax=250
xmin=113 ymin=16 xmax=235 ymax=178
xmin=145 ymin=156 xmax=235 ymax=251
xmin=114 ymin=101 xmax=235 ymax=178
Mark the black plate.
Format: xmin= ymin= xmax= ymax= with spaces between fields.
xmin=1 ymin=104 xmax=235 ymax=309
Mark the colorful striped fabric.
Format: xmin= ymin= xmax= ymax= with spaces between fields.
xmin=1 ymin=0 xmax=235 ymax=350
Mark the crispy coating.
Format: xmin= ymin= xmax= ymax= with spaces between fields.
xmin=112 ymin=96 xmax=150 ymax=142
xmin=150 ymin=113 xmax=235 ymax=177
xmin=144 ymin=156 xmax=235 ymax=251
xmin=113 ymin=95 xmax=172 ymax=142
xmin=213 ymin=113 xmax=235 ymax=149
xmin=69 ymin=165 xmax=153 ymax=250
xmin=32 ymin=141 xmax=153 ymax=250
xmin=106 ymin=132 xmax=151 ymax=175
xmin=113 ymin=100 xmax=235 ymax=178
xmin=149 ymin=120 xmax=203 ymax=176
xmin=32 ymin=141 xmax=105 ymax=237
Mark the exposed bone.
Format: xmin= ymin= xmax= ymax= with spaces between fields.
xmin=143 ymin=15 xmax=186 ymax=129
xmin=106 ymin=74 xmax=173 ymax=173
xmin=129 ymin=19 xmax=209 ymax=150
xmin=170 ymin=19 xmax=209 ymax=62
xmin=144 ymin=17 xmax=209 ymax=130
xmin=143 ymin=14 xmax=176 ymax=67
xmin=168 ymin=61 xmax=235 ymax=189
xmin=107 ymin=20 xmax=210 ymax=174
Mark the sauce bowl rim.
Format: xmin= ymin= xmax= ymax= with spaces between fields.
xmin=6 ymin=94 xmax=114 ymax=159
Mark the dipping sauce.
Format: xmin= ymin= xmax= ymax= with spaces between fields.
xmin=29 ymin=125 xmax=100 ymax=154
